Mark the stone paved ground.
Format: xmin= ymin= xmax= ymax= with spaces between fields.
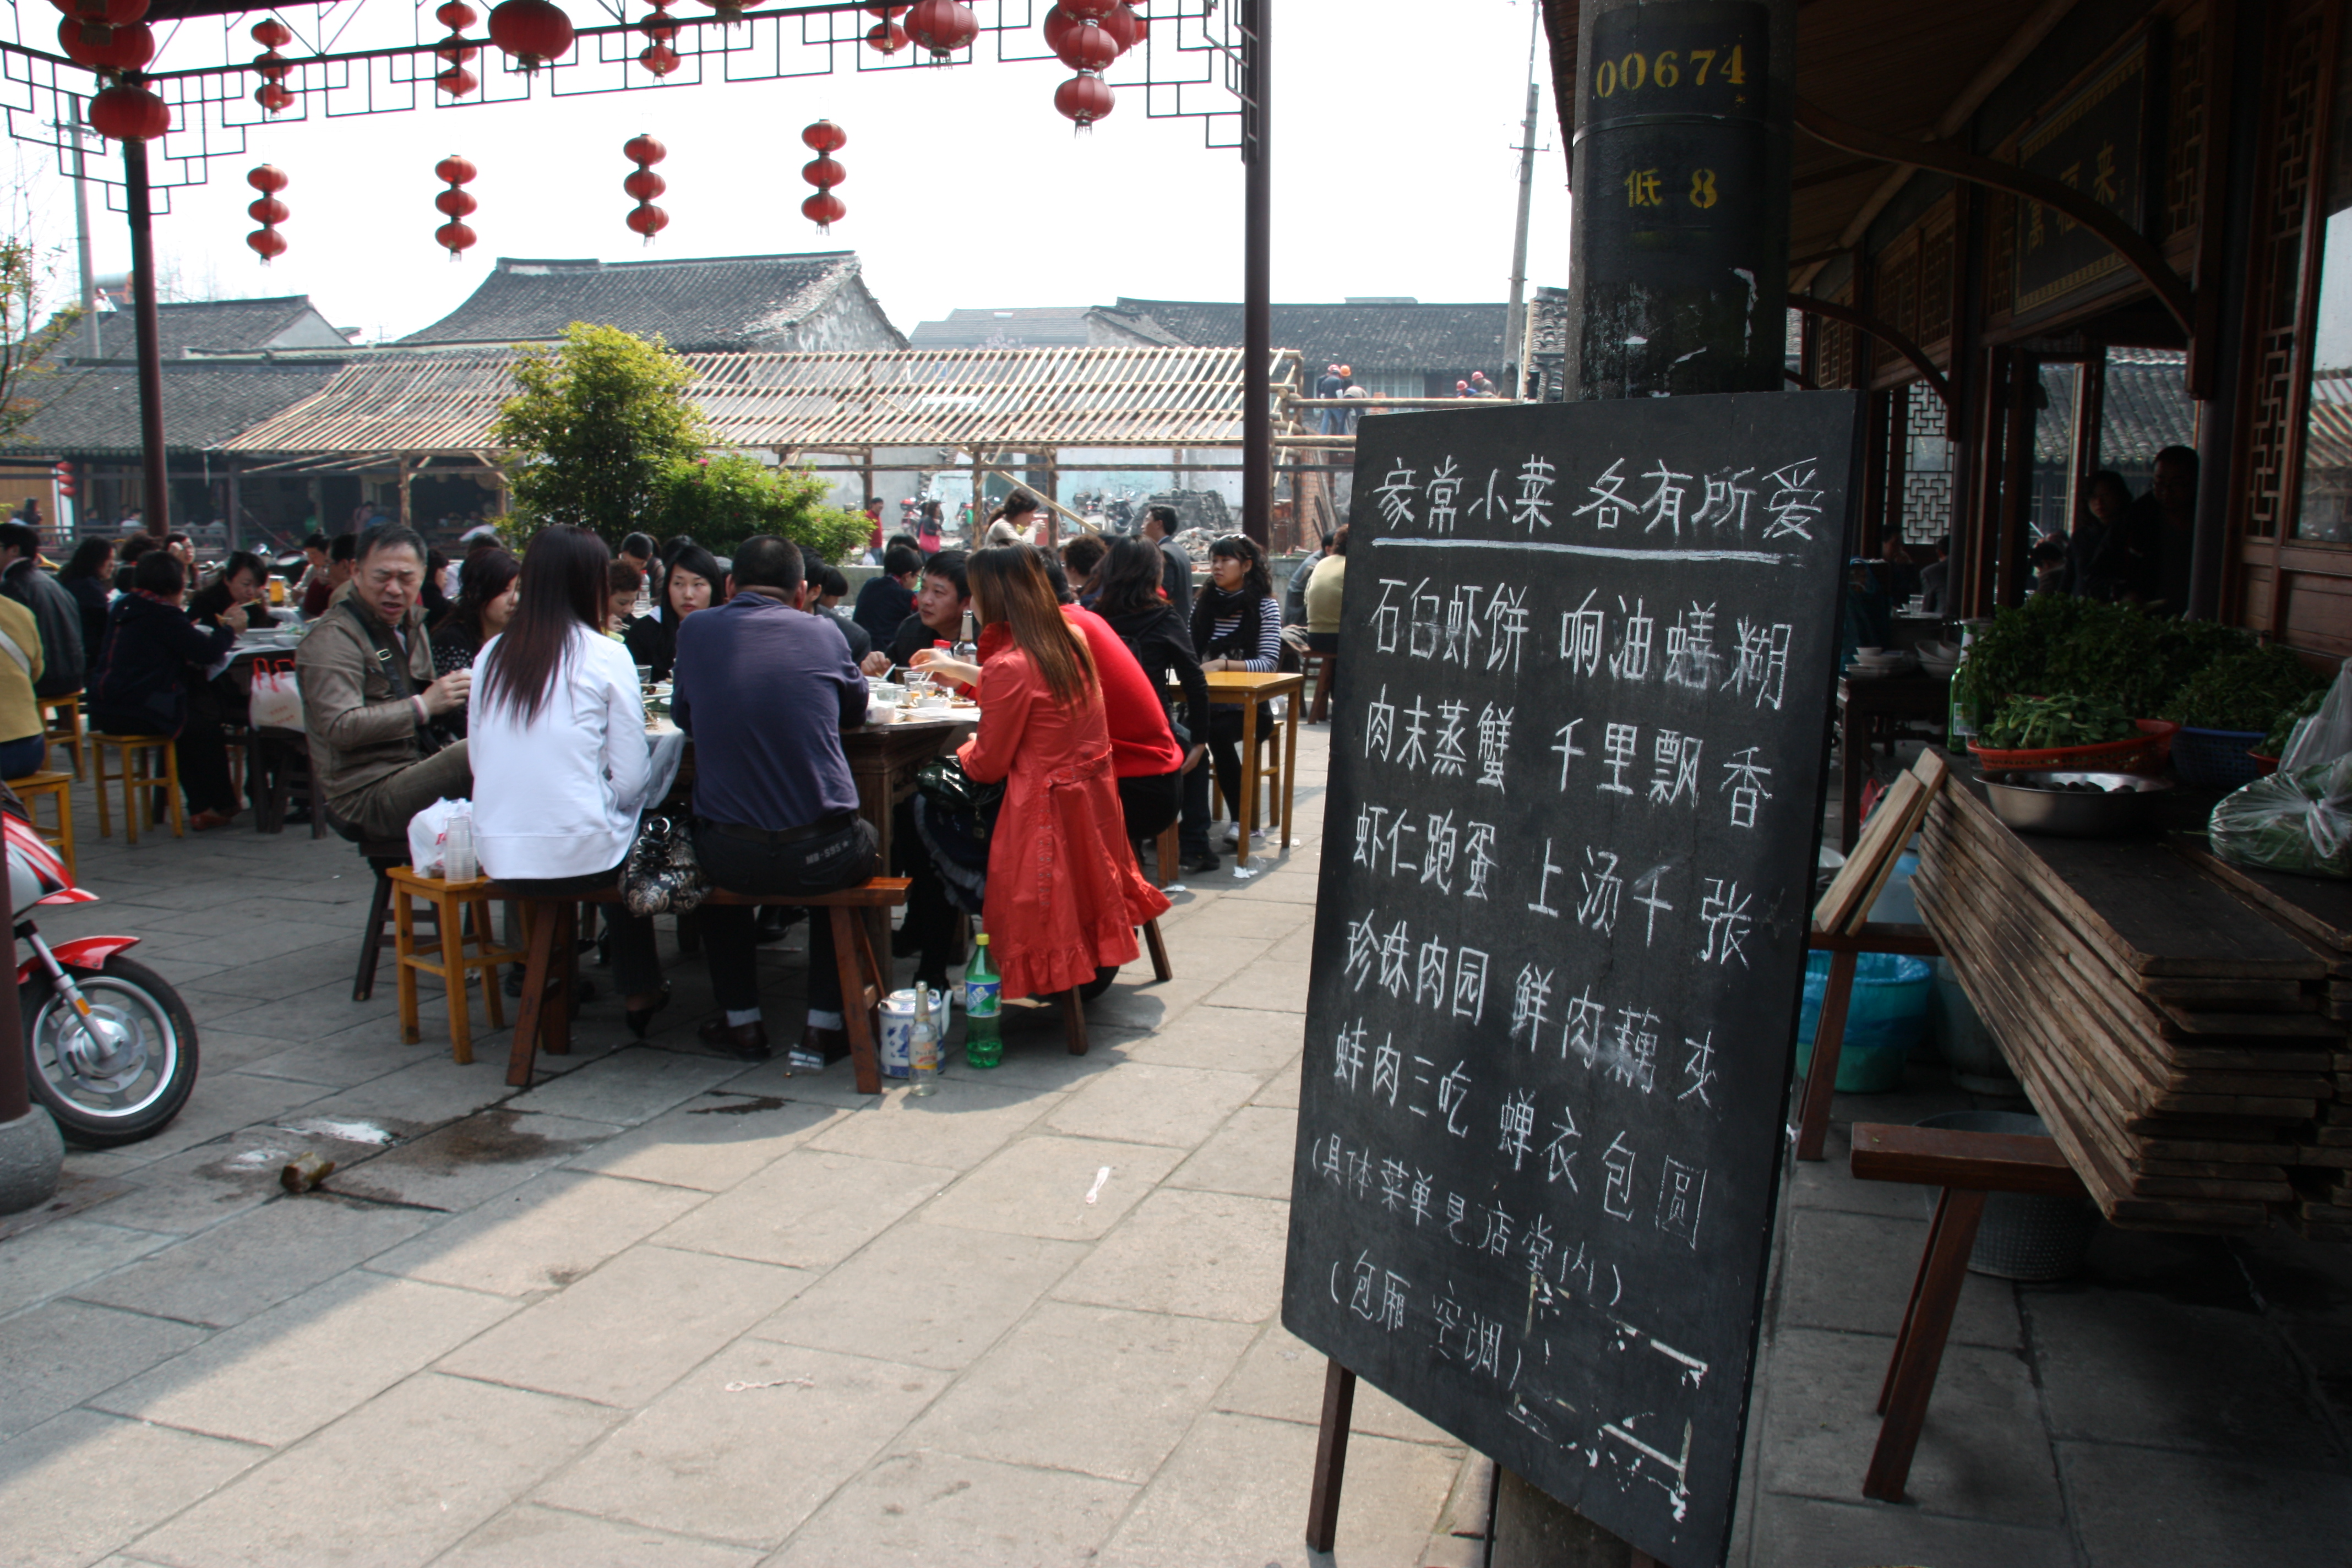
xmin=1 ymin=729 xmax=2347 ymax=1567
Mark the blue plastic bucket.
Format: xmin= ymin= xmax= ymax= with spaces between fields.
xmin=1792 ymin=950 xmax=1934 ymax=1093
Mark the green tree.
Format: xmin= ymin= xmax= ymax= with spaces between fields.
xmin=643 ymin=451 xmax=868 ymax=564
xmin=0 ymin=237 xmax=82 ymax=441
xmin=491 ymin=323 xmax=708 ymax=543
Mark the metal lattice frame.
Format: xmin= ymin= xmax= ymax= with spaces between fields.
xmin=0 ymin=0 xmax=1253 ymax=209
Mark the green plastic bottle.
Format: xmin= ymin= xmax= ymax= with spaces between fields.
xmin=964 ymin=933 xmax=1003 ymax=1069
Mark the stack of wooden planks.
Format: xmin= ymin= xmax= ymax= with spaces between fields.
xmin=1912 ymin=774 xmax=2347 ymax=1235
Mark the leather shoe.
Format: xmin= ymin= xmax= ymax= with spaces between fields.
xmin=697 ymin=1017 xmax=770 ymax=1061
xmin=790 ymin=1023 xmax=849 ymax=1069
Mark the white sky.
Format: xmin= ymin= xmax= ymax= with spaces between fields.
xmin=12 ymin=0 xmax=1572 ymax=344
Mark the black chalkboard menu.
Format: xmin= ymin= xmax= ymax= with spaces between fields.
xmin=1282 ymin=391 xmax=1863 ymax=1567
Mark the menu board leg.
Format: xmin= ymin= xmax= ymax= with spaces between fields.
xmin=1304 ymin=1359 xmax=1357 ymax=1553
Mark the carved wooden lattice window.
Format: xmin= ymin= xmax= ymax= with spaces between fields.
xmin=1817 ymin=284 xmax=1856 ymax=390
xmin=2248 ymin=2 xmax=2331 ymax=541
xmin=1900 ymin=380 xmax=1954 ymax=546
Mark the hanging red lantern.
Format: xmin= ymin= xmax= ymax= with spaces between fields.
xmin=255 ymin=49 xmax=292 ymax=81
xmin=88 ymin=83 xmax=168 ymax=141
xmin=1101 ymin=1 xmax=1143 ymax=53
xmin=246 ymin=162 xmax=288 ymax=194
xmin=434 ymin=0 xmax=480 ymax=95
xmin=1052 ymin=18 xmax=1117 ymax=72
xmin=255 ymin=81 xmax=295 ymax=113
xmin=250 ymin=16 xmax=292 ymax=47
xmin=435 ymin=155 xmax=478 ymax=257
xmin=57 ymin=17 xmax=152 ymax=70
xmin=57 ymin=0 xmax=146 ymax=31
xmin=904 ymin=0 xmax=975 ymax=59
xmin=622 ymin=168 xmax=665 ymax=202
xmin=1043 ymin=5 xmax=1075 ymax=56
xmin=638 ymin=42 xmax=677 ymax=74
xmin=247 ymin=193 xmax=288 ymax=225
xmin=435 ymin=42 xmax=477 ymax=64
xmin=1060 ymin=0 xmax=1115 ymax=18
xmin=638 ymin=0 xmax=674 ymax=40
xmin=244 ymin=165 xmax=287 ymax=263
xmin=865 ymin=20 xmax=906 ymax=54
xmin=487 ymin=0 xmax=572 ymax=70
xmin=801 ymin=153 xmax=845 ymax=190
xmin=625 ymin=203 xmax=668 ymax=238
xmin=437 ymin=64 xmax=478 ymax=95
xmin=247 ymin=227 xmax=287 ymax=262
xmin=801 ymin=191 xmax=845 ymax=231
xmin=434 ymin=1 xmax=476 ymax=28
xmin=623 ymin=134 xmax=667 ymax=244
xmin=1054 ymin=72 xmax=1113 ymax=128
xmin=800 ymin=118 xmax=845 ymax=153
xmin=623 ymin=132 xmax=665 ymax=165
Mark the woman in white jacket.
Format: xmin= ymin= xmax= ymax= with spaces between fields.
xmin=471 ymin=526 xmax=668 ymax=1036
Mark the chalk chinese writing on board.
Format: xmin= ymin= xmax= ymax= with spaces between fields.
xmin=1282 ymin=391 xmax=1864 ymax=1567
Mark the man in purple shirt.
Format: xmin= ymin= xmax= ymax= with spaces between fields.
xmin=673 ymin=535 xmax=876 ymax=1063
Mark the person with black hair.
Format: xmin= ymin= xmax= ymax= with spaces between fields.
xmin=1093 ymin=537 xmax=1213 ymax=852
xmin=1061 ymin=532 xmax=1109 ymax=601
xmin=623 ymin=543 xmax=720 ymax=683
xmin=808 ymin=562 xmax=872 ymax=663
xmin=115 ymin=533 xmax=155 ymax=595
xmin=471 ymin=526 xmax=669 ymax=1038
xmin=296 ymin=525 xmax=475 ymax=840
xmin=852 ymin=542 xmax=923 ymax=645
xmin=861 ymin=549 xmax=971 ymax=676
xmin=58 ymin=537 xmax=114 ymax=661
xmin=1189 ymin=533 xmax=1282 ymax=850
xmin=304 ymin=532 xmax=358 ymax=617
xmin=422 ymin=548 xmax=452 ymax=624
xmin=1140 ymin=503 xmax=1192 ymax=609
xmin=671 ymin=533 xmax=876 ymax=1063
xmin=88 ymin=552 xmax=242 ymax=827
xmin=619 ymin=532 xmax=660 ymax=608
xmin=188 ymin=551 xmax=276 ymax=633
xmin=432 ymin=548 xmax=521 ymax=678
xmin=0 ymin=519 xmax=83 ymax=700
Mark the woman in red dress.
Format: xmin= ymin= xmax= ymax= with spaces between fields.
xmin=952 ymin=546 xmax=1172 ymax=1001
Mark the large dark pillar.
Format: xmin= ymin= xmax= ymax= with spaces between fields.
xmin=1240 ymin=0 xmax=1271 ymax=548
xmin=1565 ymin=0 xmax=1794 ymax=398
xmin=124 ymin=132 xmax=168 ymax=539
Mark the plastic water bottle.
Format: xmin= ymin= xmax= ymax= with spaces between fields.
xmin=443 ymin=804 xmax=476 ymax=883
xmin=909 ymin=985 xmax=940 ymax=1096
xmin=964 ymin=933 xmax=1003 ymax=1069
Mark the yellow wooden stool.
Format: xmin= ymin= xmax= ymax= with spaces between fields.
xmin=386 ymin=865 xmax=522 ymax=1065
xmin=89 ymin=734 xmax=183 ymax=843
xmin=8 ymin=769 xmax=74 ymax=883
xmin=41 ymin=692 xmax=84 ymax=780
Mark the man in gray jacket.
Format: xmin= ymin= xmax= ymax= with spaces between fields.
xmin=0 ymin=520 xmax=83 ymax=700
xmin=296 ymin=526 xmax=472 ymax=839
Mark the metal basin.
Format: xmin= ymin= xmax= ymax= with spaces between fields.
xmin=1984 ymin=771 xmax=2175 ymax=837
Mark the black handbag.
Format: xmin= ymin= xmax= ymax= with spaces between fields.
xmin=913 ymin=755 xmax=1005 ymax=841
xmin=620 ymin=814 xmax=709 ymax=916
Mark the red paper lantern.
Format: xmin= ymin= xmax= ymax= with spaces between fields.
xmin=246 ymin=163 xmax=288 ymax=193
xmin=1043 ymin=7 xmax=1075 ymax=56
xmin=435 ymin=43 xmax=477 ymax=64
xmin=436 ymin=221 xmax=477 ymax=257
xmin=434 ymin=187 xmax=477 ymax=217
xmin=904 ymin=0 xmax=974 ymax=59
xmin=250 ymin=16 xmax=292 ymax=47
xmin=865 ymin=20 xmax=906 ymax=54
xmin=638 ymin=43 xmax=677 ymax=74
xmin=638 ymin=0 xmax=674 ymax=37
xmin=801 ymin=154 xmax=845 ymax=190
xmin=435 ymin=153 xmax=478 ymax=185
xmin=623 ymin=167 xmax=665 ymax=201
xmin=58 ymin=17 xmax=153 ymax=70
xmin=255 ymin=82 xmax=295 ymax=113
xmin=487 ymin=0 xmax=572 ymax=69
xmin=623 ymin=132 xmax=666 ymax=165
xmin=1054 ymin=72 xmax=1113 ymax=127
xmin=801 ymin=190 xmax=845 ymax=231
xmin=57 ymin=0 xmax=146 ymax=30
xmin=246 ymin=164 xmax=287 ymax=263
xmin=437 ymin=64 xmax=478 ymax=95
xmin=434 ymin=1 xmax=476 ymax=28
xmin=255 ymin=48 xmax=292 ymax=80
xmin=247 ymin=227 xmax=286 ymax=261
xmin=247 ymin=194 xmax=287 ymax=225
xmin=624 ymin=134 xmax=668 ymax=244
xmin=625 ymin=203 xmax=668 ymax=238
xmin=801 ymin=118 xmax=845 ymax=153
xmin=1053 ymin=18 xmax=1117 ymax=72
xmin=1101 ymin=1 xmax=1144 ymax=52
xmin=88 ymin=83 xmax=168 ymax=141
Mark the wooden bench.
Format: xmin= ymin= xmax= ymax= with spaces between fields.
xmin=1848 ymin=1120 xmax=2088 ymax=1502
xmin=504 ymin=880 xmax=912 ymax=1091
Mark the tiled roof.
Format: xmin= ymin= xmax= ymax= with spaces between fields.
xmin=909 ymin=307 xmax=1186 ymax=350
xmin=1114 ymin=296 xmax=1512 ymax=375
xmin=2094 ymin=349 xmax=2198 ymax=467
xmin=66 ymin=296 xmax=344 ymax=361
xmin=1 ymin=360 xmax=345 ymax=458
xmin=398 ymin=252 xmax=895 ymax=351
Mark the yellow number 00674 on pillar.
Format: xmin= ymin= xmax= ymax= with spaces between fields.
xmin=1592 ymin=44 xmax=1745 ymax=97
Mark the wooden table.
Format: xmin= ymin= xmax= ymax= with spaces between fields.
xmin=1201 ymin=670 xmax=1305 ymax=869
xmin=1837 ymin=673 xmax=1950 ymax=851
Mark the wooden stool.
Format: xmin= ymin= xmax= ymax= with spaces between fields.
xmin=41 ymin=692 xmax=84 ymax=780
xmin=1300 ymin=650 xmax=1338 ymax=724
xmin=89 ymin=734 xmax=183 ymax=843
xmin=386 ymin=865 xmax=521 ymax=1065
xmin=1849 ymin=1121 xmax=2089 ymax=1502
xmin=1152 ymin=821 xmax=1180 ymax=889
xmin=8 ymin=769 xmax=74 ymax=883
xmin=252 ymin=727 xmax=324 ymax=838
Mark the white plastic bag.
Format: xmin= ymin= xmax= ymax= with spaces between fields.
xmin=406 ymin=797 xmax=469 ymax=878
xmin=2278 ymin=656 xmax=2352 ymax=771
xmin=2211 ymin=755 xmax=2352 ymax=880
xmin=249 ymin=660 xmax=303 ymax=732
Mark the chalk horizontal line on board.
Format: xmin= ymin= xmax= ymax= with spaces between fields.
xmin=1370 ymin=537 xmax=1793 ymax=566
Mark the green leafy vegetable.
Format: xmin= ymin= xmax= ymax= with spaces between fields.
xmin=1978 ymin=694 xmax=2136 ymax=752
xmin=2163 ymin=645 xmax=2328 ymax=733
xmin=2264 ymin=689 xmax=2327 ymax=756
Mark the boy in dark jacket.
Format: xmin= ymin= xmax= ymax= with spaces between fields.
xmin=86 ymin=552 xmax=241 ymax=829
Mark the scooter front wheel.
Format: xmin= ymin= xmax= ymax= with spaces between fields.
xmin=22 ymin=953 xmax=200 ymax=1148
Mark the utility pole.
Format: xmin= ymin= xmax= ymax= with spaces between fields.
xmin=1504 ymin=1 xmax=1544 ymax=398
xmin=67 ymin=100 xmax=99 ymax=363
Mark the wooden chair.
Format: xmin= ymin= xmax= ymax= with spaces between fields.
xmin=41 ymin=692 xmax=84 ymax=780
xmin=1849 ymin=1121 xmax=2089 ymax=1502
xmin=89 ymin=734 xmax=183 ymax=843
xmin=386 ymin=866 xmax=521 ymax=1065
xmin=1299 ymin=649 xmax=1338 ymax=725
xmin=508 ymin=879 xmax=911 ymax=1090
xmin=8 ymin=769 xmax=74 ymax=883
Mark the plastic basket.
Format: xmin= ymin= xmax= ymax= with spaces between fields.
xmin=1915 ymin=1111 xmax=2101 ymax=1280
xmin=1793 ymin=951 xmax=1933 ymax=1094
xmin=2251 ymin=752 xmax=2281 ymax=777
xmin=2171 ymin=726 xmax=2269 ymax=791
xmin=1967 ymin=717 xmax=2179 ymax=775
